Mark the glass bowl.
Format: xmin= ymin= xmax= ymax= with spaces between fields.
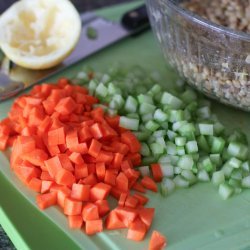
xmin=146 ymin=0 xmax=250 ymax=111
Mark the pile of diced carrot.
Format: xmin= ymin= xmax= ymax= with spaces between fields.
xmin=0 ymin=78 xmax=166 ymax=249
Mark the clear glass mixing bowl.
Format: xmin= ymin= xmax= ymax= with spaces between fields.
xmin=146 ymin=0 xmax=250 ymax=111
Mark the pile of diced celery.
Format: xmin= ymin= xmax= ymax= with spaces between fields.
xmin=75 ymin=65 xmax=250 ymax=200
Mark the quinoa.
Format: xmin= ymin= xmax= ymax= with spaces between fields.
xmin=147 ymin=0 xmax=250 ymax=111
xmin=181 ymin=0 xmax=250 ymax=33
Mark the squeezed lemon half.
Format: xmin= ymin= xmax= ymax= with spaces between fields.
xmin=0 ymin=0 xmax=81 ymax=70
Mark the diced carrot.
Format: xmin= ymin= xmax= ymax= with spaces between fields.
xmin=88 ymin=139 xmax=102 ymax=158
xmin=40 ymin=171 xmax=53 ymax=181
xmin=44 ymin=156 xmax=63 ymax=178
xmin=125 ymin=195 xmax=139 ymax=208
xmin=87 ymin=163 xmax=96 ymax=175
xmin=127 ymin=217 xmax=147 ymax=241
xmin=15 ymin=165 xmax=40 ymax=185
xmin=111 ymin=152 xmax=124 ymax=169
xmin=82 ymin=203 xmax=99 ymax=221
xmin=72 ymin=143 xmax=88 ymax=154
xmin=148 ymin=230 xmax=167 ymax=250
xmin=81 ymin=173 xmax=98 ymax=186
xmin=79 ymin=126 xmax=93 ymax=142
xmin=105 ymin=115 xmax=120 ymax=128
xmin=28 ymin=177 xmax=42 ymax=192
xmin=133 ymin=193 xmax=148 ymax=206
xmin=41 ymin=180 xmax=54 ymax=194
xmin=126 ymin=153 xmax=141 ymax=166
xmin=115 ymin=206 xmax=138 ymax=227
xmin=110 ymin=187 xmax=125 ymax=200
xmin=65 ymin=129 xmax=78 ymax=150
xmin=111 ymin=141 xmax=129 ymax=155
xmin=95 ymin=200 xmax=110 ymax=217
xmin=36 ymin=192 xmax=57 ymax=210
xmin=68 ymin=215 xmax=83 ymax=229
xmin=54 ymin=97 xmax=77 ymax=115
xmin=7 ymin=135 xmax=17 ymax=147
xmin=121 ymin=131 xmax=141 ymax=153
xmin=141 ymin=176 xmax=158 ymax=192
xmin=57 ymin=186 xmax=71 ymax=208
xmin=101 ymin=121 xmax=118 ymax=139
xmin=74 ymin=164 xmax=88 ymax=179
xmin=71 ymin=183 xmax=90 ymax=201
xmin=85 ymin=219 xmax=103 ymax=235
xmin=57 ymin=154 xmax=74 ymax=171
xmin=104 ymin=169 xmax=117 ymax=186
xmin=105 ymin=210 xmax=126 ymax=230
xmin=138 ymin=207 xmax=155 ymax=230
xmin=55 ymin=168 xmax=75 ymax=187
xmin=91 ymin=107 xmax=104 ymax=122
xmin=115 ymin=172 xmax=129 ymax=192
xmin=121 ymin=160 xmax=133 ymax=171
xmin=89 ymin=182 xmax=111 ymax=202
xmin=96 ymin=162 xmax=106 ymax=181
xmin=28 ymin=106 xmax=45 ymax=127
xmin=64 ymin=197 xmax=83 ymax=215
xmin=132 ymin=182 xmax=146 ymax=193
xmin=48 ymin=127 xmax=65 ymax=146
xmin=0 ymin=134 xmax=10 ymax=150
xmin=15 ymin=136 xmax=36 ymax=155
xmin=96 ymin=151 xmax=113 ymax=164
xmin=90 ymin=123 xmax=104 ymax=139
xmin=151 ymin=163 xmax=163 ymax=182
xmin=69 ymin=152 xmax=84 ymax=165
xmin=47 ymin=144 xmax=60 ymax=157
xmin=118 ymin=193 xmax=128 ymax=207
xmin=22 ymin=149 xmax=48 ymax=167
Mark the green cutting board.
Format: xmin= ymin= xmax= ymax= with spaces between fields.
xmin=1 ymin=2 xmax=250 ymax=250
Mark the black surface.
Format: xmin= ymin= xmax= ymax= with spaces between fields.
xmin=0 ymin=1 xmax=134 ymax=249
xmin=0 ymin=0 xmax=134 ymax=13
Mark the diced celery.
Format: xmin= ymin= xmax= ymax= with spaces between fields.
xmin=160 ymin=178 xmax=175 ymax=196
xmin=212 ymin=171 xmax=225 ymax=186
xmin=175 ymin=137 xmax=187 ymax=147
xmin=197 ymin=170 xmax=210 ymax=182
xmin=242 ymin=176 xmax=250 ymax=188
xmin=166 ymin=142 xmax=177 ymax=156
xmin=201 ymin=157 xmax=214 ymax=172
xmin=177 ymin=155 xmax=194 ymax=170
xmin=154 ymin=109 xmax=168 ymax=123
xmin=140 ymin=143 xmax=151 ymax=156
xmin=218 ymin=183 xmax=233 ymax=200
xmin=227 ymin=142 xmax=249 ymax=161
xmin=159 ymin=163 xmax=174 ymax=177
xmin=169 ymin=110 xmax=184 ymax=123
xmin=119 ymin=116 xmax=139 ymax=131
xmin=137 ymin=94 xmax=153 ymax=104
xmin=181 ymin=170 xmax=197 ymax=184
xmin=96 ymin=83 xmax=108 ymax=97
xmin=173 ymin=175 xmax=189 ymax=188
xmin=145 ymin=120 xmax=160 ymax=132
xmin=161 ymin=92 xmax=183 ymax=109
xmin=199 ymin=124 xmax=214 ymax=136
xmin=124 ymin=96 xmax=138 ymax=113
xmin=141 ymin=113 xmax=154 ymax=123
xmin=197 ymin=135 xmax=210 ymax=153
xmin=176 ymin=146 xmax=185 ymax=156
xmin=150 ymin=142 xmax=165 ymax=155
xmin=227 ymin=157 xmax=242 ymax=169
xmin=185 ymin=141 xmax=198 ymax=154
xmin=139 ymin=103 xmax=156 ymax=115
xmin=153 ymin=130 xmax=167 ymax=138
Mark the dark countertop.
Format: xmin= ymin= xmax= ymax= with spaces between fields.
xmin=0 ymin=1 xmax=133 ymax=249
